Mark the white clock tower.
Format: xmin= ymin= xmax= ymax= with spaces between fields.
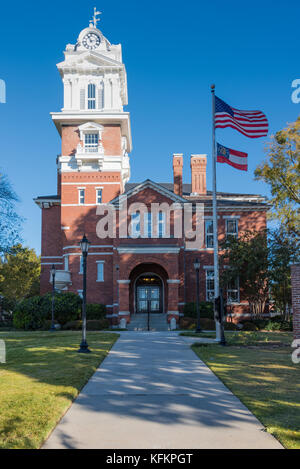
xmin=51 ymin=9 xmax=131 ymax=193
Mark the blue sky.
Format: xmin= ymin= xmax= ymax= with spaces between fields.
xmin=0 ymin=0 xmax=299 ymax=253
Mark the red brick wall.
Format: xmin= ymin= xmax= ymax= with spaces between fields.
xmin=291 ymin=264 xmax=300 ymax=340
xmin=61 ymin=124 xmax=121 ymax=156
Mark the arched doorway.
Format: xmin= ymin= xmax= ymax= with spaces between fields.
xmin=135 ymin=274 xmax=163 ymax=314
xmin=129 ymin=263 xmax=169 ymax=315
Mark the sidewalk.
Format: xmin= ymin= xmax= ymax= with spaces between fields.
xmin=43 ymin=332 xmax=282 ymax=449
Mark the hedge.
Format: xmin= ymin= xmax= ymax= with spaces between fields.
xmin=86 ymin=303 xmax=106 ymax=320
xmin=63 ymin=319 xmax=110 ymax=330
xmin=183 ymin=302 xmax=214 ymax=319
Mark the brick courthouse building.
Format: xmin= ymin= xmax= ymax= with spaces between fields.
xmin=35 ymin=18 xmax=268 ymax=327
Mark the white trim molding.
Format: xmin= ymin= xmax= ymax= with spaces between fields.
xmin=117 ymin=246 xmax=181 ymax=254
xmin=167 ymin=311 xmax=180 ymax=316
xmin=119 ymin=311 xmax=130 ymax=316
xmin=117 ymin=280 xmax=131 ymax=284
xmin=167 ymin=279 xmax=180 ymax=284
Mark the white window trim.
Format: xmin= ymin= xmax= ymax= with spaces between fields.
xmin=96 ymin=261 xmax=105 ymax=282
xmin=226 ymin=218 xmax=239 ymax=238
xmin=78 ymin=188 xmax=85 ymax=205
xmin=205 ymin=269 xmax=215 ymax=302
xmin=95 ymin=187 xmax=103 ymax=205
xmin=227 ymin=277 xmax=240 ymax=304
xmin=79 ymin=255 xmax=83 ymax=274
xmin=205 ymin=220 xmax=214 ymax=248
xmin=64 ymin=255 xmax=69 ymax=272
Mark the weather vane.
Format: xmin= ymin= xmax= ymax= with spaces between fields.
xmin=91 ymin=7 xmax=102 ymax=28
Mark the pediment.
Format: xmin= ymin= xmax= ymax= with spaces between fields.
xmin=57 ymin=51 xmax=122 ymax=70
xmin=110 ymin=180 xmax=187 ymax=206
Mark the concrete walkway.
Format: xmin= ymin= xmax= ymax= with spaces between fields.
xmin=43 ymin=332 xmax=282 ymax=449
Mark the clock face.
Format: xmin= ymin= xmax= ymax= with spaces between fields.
xmin=82 ymin=33 xmax=101 ymax=50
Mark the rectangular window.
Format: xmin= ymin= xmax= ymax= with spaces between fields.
xmin=79 ymin=256 xmax=83 ymax=274
xmin=64 ymin=255 xmax=69 ymax=271
xmin=227 ymin=277 xmax=239 ymax=303
xmin=158 ymin=212 xmax=165 ymax=238
xmin=226 ymin=219 xmax=238 ymax=239
xmin=144 ymin=212 xmax=152 ymax=238
xmin=97 ymin=262 xmax=104 ymax=282
xmin=96 ymin=188 xmax=103 ymax=204
xmin=131 ymin=212 xmax=141 ymax=238
xmin=79 ymin=189 xmax=85 ymax=205
xmin=206 ymin=270 xmax=215 ymax=301
xmin=205 ymin=220 xmax=214 ymax=248
xmin=84 ymin=133 xmax=98 ymax=153
xmin=87 ymin=84 xmax=96 ymax=109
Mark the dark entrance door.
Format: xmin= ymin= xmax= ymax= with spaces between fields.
xmin=136 ymin=275 xmax=162 ymax=314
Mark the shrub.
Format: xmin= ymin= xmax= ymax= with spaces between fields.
xmin=63 ymin=319 xmax=110 ymax=330
xmin=40 ymin=292 xmax=81 ymax=325
xmin=224 ymin=322 xmax=238 ymax=331
xmin=264 ymin=319 xmax=292 ymax=331
xmin=13 ymin=292 xmax=82 ymax=330
xmin=183 ymin=302 xmax=214 ymax=319
xmin=13 ymin=296 xmax=46 ymax=330
xmin=86 ymin=303 xmax=106 ymax=320
xmin=179 ymin=317 xmax=196 ymax=330
xmin=241 ymin=321 xmax=259 ymax=331
xmin=179 ymin=317 xmax=216 ymax=330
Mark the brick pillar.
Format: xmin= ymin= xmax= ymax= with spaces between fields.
xmin=118 ymin=280 xmax=131 ymax=325
xmin=173 ymin=154 xmax=183 ymax=196
xmin=167 ymin=280 xmax=180 ymax=323
xmin=190 ymin=154 xmax=207 ymax=195
xmin=291 ymin=264 xmax=300 ymax=340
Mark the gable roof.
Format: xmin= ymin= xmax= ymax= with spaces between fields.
xmin=110 ymin=179 xmax=188 ymax=205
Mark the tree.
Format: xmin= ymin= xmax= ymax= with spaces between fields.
xmin=268 ymin=228 xmax=300 ymax=320
xmin=0 ymin=244 xmax=41 ymax=302
xmin=220 ymin=231 xmax=269 ymax=317
xmin=254 ymin=117 xmax=300 ymax=234
xmin=0 ymin=173 xmax=22 ymax=254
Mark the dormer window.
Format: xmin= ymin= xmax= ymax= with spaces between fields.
xmin=87 ymin=84 xmax=96 ymax=109
xmin=85 ymin=132 xmax=98 ymax=153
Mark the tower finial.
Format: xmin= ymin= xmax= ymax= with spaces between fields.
xmin=90 ymin=7 xmax=102 ymax=28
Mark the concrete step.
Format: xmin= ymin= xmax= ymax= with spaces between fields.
xmin=127 ymin=313 xmax=169 ymax=331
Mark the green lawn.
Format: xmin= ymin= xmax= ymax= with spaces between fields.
xmin=192 ymin=331 xmax=300 ymax=449
xmin=0 ymin=331 xmax=118 ymax=449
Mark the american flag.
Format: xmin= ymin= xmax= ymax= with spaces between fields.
xmin=215 ymin=96 xmax=268 ymax=138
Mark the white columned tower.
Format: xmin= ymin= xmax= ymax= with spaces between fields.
xmin=51 ymin=11 xmax=132 ymax=199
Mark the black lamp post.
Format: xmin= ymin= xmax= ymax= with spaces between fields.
xmin=50 ymin=265 xmax=56 ymax=331
xmin=193 ymin=258 xmax=202 ymax=333
xmin=78 ymin=234 xmax=91 ymax=353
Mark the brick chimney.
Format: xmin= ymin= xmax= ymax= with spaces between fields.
xmin=190 ymin=154 xmax=207 ymax=195
xmin=173 ymin=154 xmax=183 ymax=196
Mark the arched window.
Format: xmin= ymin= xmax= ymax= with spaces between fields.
xmin=87 ymin=84 xmax=96 ymax=109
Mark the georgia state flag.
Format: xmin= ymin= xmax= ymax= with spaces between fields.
xmin=217 ymin=143 xmax=248 ymax=171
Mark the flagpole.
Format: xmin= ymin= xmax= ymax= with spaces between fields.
xmin=211 ymin=84 xmax=221 ymax=342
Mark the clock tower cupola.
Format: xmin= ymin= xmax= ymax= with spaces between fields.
xmin=51 ymin=8 xmax=131 ymax=196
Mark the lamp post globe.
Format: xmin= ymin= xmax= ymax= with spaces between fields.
xmin=193 ymin=258 xmax=202 ymax=333
xmin=78 ymin=234 xmax=91 ymax=353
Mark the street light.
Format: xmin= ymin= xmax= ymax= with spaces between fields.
xmin=78 ymin=234 xmax=91 ymax=353
xmin=193 ymin=258 xmax=202 ymax=333
xmin=50 ymin=264 xmax=56 ymax=331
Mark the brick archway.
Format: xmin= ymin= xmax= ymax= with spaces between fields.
xmin=129 ymin=263 xmax=169 ymax=315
